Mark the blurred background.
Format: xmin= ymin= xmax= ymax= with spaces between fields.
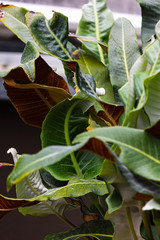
xmin=0 ymin=0 xmax=141 ymax=239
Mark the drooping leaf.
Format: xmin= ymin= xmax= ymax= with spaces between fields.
xmin=76 ymin=0 xmax=114 ymax=65
xmin=0 ymin=194 xmax=37 ymax=219
xmin=33 ymin=178 xmax=108 ymax=202
xmin=73 ymin=49 xmax=114 ymax=104
xmin=41 ymin=99 xmax=104 ymax=180
xmin=20 ymin=41 xmax=39 ymax=80
xmin=108 ymin=18 xmax=140 ymax=89
xmin=80 ymin=137 xmax=115 ymax=162
xmin=0 ymin=4 xmax=42 ymax=51
xmin=106 ymin=188 xmax=123 ymax=215
xmin=137 ymin=0 xmax=160 ymax=46
xmin=62 ymin=62 xmax=75 ymax=89
xmin=75 ymin=64 xmax=98 ymax=100
xmin=97 ymin=102 xmax=124 ymax=126
xmin=16 ymin=170 xmax=71 ymax=217
xmin=7 ymin=142 xmax=85 ymax=190
xmin=44 ymin=220 xmax=114 ymax=240
xmin=69 ymin=34 xmax=109 ymax=54
xmin=1 ymin=56 xmax=71 ymax=127
xmin=74 ymin=126 xmax=160 ymax=182
xmin=116 ymin=157 xmax=160 ymax=201
xmin=26 ymin=11 xmax=72 ymax=61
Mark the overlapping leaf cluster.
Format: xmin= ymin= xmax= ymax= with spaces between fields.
xmin=1 ymin=0 xmax=160 ymax=239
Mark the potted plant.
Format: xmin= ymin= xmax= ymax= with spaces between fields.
xmin=1 ymin=0 xmax=160 ymax=239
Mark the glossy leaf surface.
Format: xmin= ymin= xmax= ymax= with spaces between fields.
xmin=44 ymin=220 xmax=114 ymax=240
xmin=7 ymin=143 xmax=85 ymax=190
xmin=41 ymin=99 xmax=104 ymax=180
xmin=34 ymin=179 xmax=108 ymax=201
xmin=74 ymin=126 xmax=160 ymax=181
xmin=26 ymin=11 xmax=72 ymax=61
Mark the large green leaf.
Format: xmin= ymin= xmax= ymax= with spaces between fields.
xmin=1 ymin=56 xmax=71 ymax=127
xmin=33 ymin=178 xmax=108 ymax=201
xmin=44 ymin=220 xmax=113 ymax=240
xmin=26 ymin=11 xmax=72 ymax=61
xmin=0 ymin=4 xmax=42 ymax=51
xmin=15 ymin=169 xmax=71 ymax=216
xmin=108 ymin=18 xmax=140 ymax=89
xmin=116 ymin=157 xmax=160 ymax=201
xmin=74 ymin=126 xmax=160 ymax=182
xmin=7 ymin=143 xmax=84 ymax=190
xmin=73 ymin=49 xmax=114 ymax=104
xmin=41 ymin=98 xmax=104 ymax=180
xmin=137 ymin=0 xmax=160 ymax=46
xmin=76 ymin=0 xmax=114 ymax=65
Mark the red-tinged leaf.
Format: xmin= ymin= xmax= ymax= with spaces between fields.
xmin=2 ymin=57 xmax=72 ymax=127
xmin=81 ymin=137 xmax=115 ymax=163
xmin=133 ymin=193 xmax=153 ymax=202
xmin=98 ymin=102 xmax=124 ymax=126
xmin=145 ymin=120 xmax=160 ymax=139
xmin=0 ymin=163 xmax=14 ymax=167
xmin=0 ymin=194 xmax=37 ymax=219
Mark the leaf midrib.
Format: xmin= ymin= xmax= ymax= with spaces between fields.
xmin=122 ymin=20 xmax=130 ymax=82
xmin=93 ymin=0 xmax=105 ymax=64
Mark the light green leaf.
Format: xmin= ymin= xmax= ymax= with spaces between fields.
xmin=76 ymin=0 xmax=114 ymax=65
xmin=144 ymin=71 xmax=160 ymax=125
xmin=118 ymin=83 xmax=129 ymax=106
xmin=44 ymin=220 xmax=114 ymax=240
xmin=74 ymin=126 xmax=160 ymax=182
xmin=26 ymin=11 xmax=72 ymax=61
xmin=7 ymin=143 xmax=85 ymax=190
xmin=20 ymin=41 xmax=39 ymax=80
xmin=108 ymin=18 xmax=140 ymax=89
xmin=137 ymin=0 xmax=160 ymax=46
xmin=34 ymin=179 xmax=108 ymax=202
xmin=73 ymin=49 xmax=114 ymax=104
xmin=0 ymin=4 xmax=42 ymax=51
xmin=145 ymin=40 xmax=160 ymax=75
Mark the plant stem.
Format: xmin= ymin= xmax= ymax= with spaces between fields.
xmin=43 ymin=201 xmax=76 ymax=228
xmin=64 ymin=100 xmax=83 ymax=178
xmin=126 ymin=207 xmax=138 ymax=240
xmin=89 ymin=193 xmax=105 ymax=218
xmin=25 ymin=177 xmax=76 ymax=229
xmin=140 ymin=202 xmax=154 ymax=240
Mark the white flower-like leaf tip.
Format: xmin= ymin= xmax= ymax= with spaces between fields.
xmin=7 ymin=148 xmax=20 ymax=164
xmin=96 ymin=87 xmax=105 ymax=96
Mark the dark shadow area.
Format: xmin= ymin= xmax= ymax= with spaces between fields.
xmin=0 ymin=100 xmax=83 ymax=240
